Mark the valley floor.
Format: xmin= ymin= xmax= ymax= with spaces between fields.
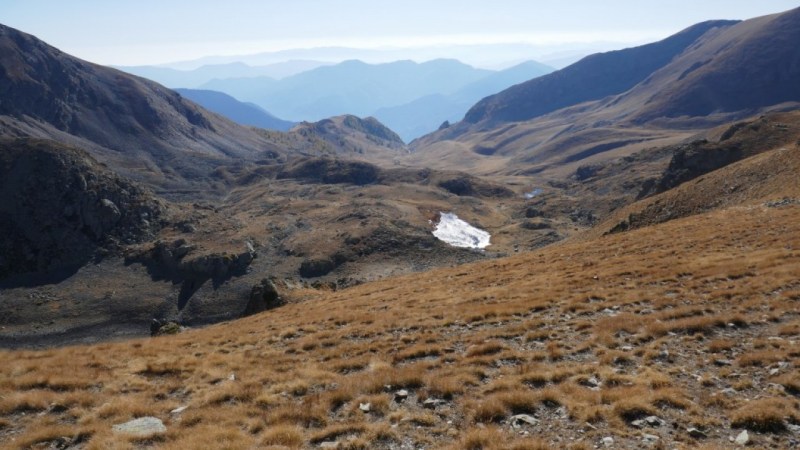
xmin=1 ymin=202 xmax=799 ymax=449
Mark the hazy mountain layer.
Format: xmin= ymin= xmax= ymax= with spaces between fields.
xmin=175 ymin=88 xmax=295 ymax=131
xmin=201 ymin=59 xmax=494 ymax=122
xmin=374 ymin=61 xmax=554 ymax=141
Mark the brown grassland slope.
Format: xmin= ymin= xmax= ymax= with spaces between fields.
xmin=1 ymin=195 xmax=799 ymax=448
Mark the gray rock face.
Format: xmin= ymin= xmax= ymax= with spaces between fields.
xmin=243 ymin=278 xmax=284 ymax=316
xmin=0 ymin=138 xmax=166 ymax=280
xmin=112 ymin=417 xmax=166 ymax=437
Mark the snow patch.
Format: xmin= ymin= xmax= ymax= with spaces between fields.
xmin=524 ymin=188 xmax=543 ymax=199
xmin=432 ymin=212 xmax=491 ymax=249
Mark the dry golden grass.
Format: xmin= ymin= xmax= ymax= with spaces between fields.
xmin=2 ymin=204 xmax=800 ymax=448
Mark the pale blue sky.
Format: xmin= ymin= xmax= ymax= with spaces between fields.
xmin=1 ymin=1 xmax=797 ymax=66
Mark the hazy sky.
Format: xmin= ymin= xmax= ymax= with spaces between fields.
xmin=2 ymin=0 xmax=797 ymax=66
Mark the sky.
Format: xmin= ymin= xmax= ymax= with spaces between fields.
xmin=1 ymin=0 xmax=797 ymax=67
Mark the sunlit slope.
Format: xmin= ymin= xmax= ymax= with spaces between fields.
xmin=2 ymin=197 xmax=799 ymax=449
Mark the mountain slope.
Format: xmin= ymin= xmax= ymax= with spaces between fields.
xmin=629 ymin=7 xmax=800 ymax=121
xmin=175 ymin=88 xmax=294 ymax=131
xmin=462 ymin=20 xmax=738 ymax=126
xmin=2 ymin=188 xmax=799 ymax=448
xmin=0 ymin=23 xmax=286 ymax=194
xmin=411 ymin=8 xmax=800 ymax=178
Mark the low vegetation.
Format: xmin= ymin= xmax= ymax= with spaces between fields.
xmin=1 ymin=202 xmax=799 ymax=449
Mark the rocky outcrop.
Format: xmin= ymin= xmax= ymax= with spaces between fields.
xmin=437 ymin=175 xmax=514 ymax=198
xmin=277 ymin=158 xmax=380 ymax=185
xmin=126 ymin=238 xmax=256 ymax=309
xmin=0 ymin=138 xmax=166 ymax=280
xmin=643 ymin=114 xmax=800 ymax=198
xmin=243 ymin=278 xmax=284 ymax=316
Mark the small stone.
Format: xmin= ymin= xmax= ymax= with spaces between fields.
xmin=642 ymin=434 xmax=659 ymax=443
xmin=769 ymin=368 xmax=780 ymax=376
xmin=170 ymin=406 xmax=188 ymax=414
xmin=584 ymin=377 xmax=600 ymax=388
xmin=714 ymin=359 xmax=733 ymax=366
xmin=645 ymin=416 xmax=664 ymax=427
xmin=394 ymin=389 xmax=409 ymax=402
xmin=687 ymin=427 xmax=707 ymax=439
xmin=509 ymin=414 xmax=539 ymax=427
xmin=423 ymin=398 xmax=445 ymax=409
xmin=601 ymin=436 xmax=614 ymax=447
xmin=632 ymin=419 xmax=646 ymax=428
xmin=319 ymin=442 xmax=338 ymax=448
xmin=112 ymin=417 xmax=166 ymax=437
xmin=621 ymin=345 xmax=634 ymax=351
xmin=228 ymin=373 xmax=236 ymax=381
xmin=735 ymin=430 xmax=749 ymax=445
xmin=359 ymin=402 xmax=371 ymax=413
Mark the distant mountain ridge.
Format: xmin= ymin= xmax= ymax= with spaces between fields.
xmin=195 ymin=58 xmax=552 ymax=141
xmin=117 ymin=60 xmax=332 ymax=88
xmin=201 ymin=58 xmax=494 ymax=122
xmin=374 ymin=60 xmax=554 ymax=141
xmin=175 ymin=88 xmax=295 ymax=131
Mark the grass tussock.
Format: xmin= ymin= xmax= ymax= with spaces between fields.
xmin=730 ymin=398 xmax=796 ymax=433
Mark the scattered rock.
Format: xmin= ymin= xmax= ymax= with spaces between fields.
xmin=580 ymin=377 xmax=601 ymax=388
xmin=170 ymin=406 xmax=188 ymax=414
xmin=112 ymin=417 xmax=166 ymax=437
xmin=687 ymin=427 xmax=707 ymax=439
xmin=359 ymin=402 xmax=371 ymax=413
xmin=601 ymin=436 xmax=615 ymax=447
xmin=510 ymin=414 xmax=539 ymax=428
xmin=423 ymin=398 xmax=446 ymax=409
xmin=394 ymin=390 xmax=408 ymax=402
xmin=243 ymin=278 xmax=284 ymax=316
xmin=228 ymin=373 xmax=236 ymax=381
xmin=642 ymin=434 xmax=659 ymax=443
xmin=735 ymin=430 xmax=750 ymax=446
xmin=646 ymin=416 xmax=665 ymax=427
xmin=319 ymin=442 xmax=338 ymax=449
xmin=150 ymin=319 xmax=184 ymax=336
xmin=714 ymin=359 xmax=733 ymax=366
